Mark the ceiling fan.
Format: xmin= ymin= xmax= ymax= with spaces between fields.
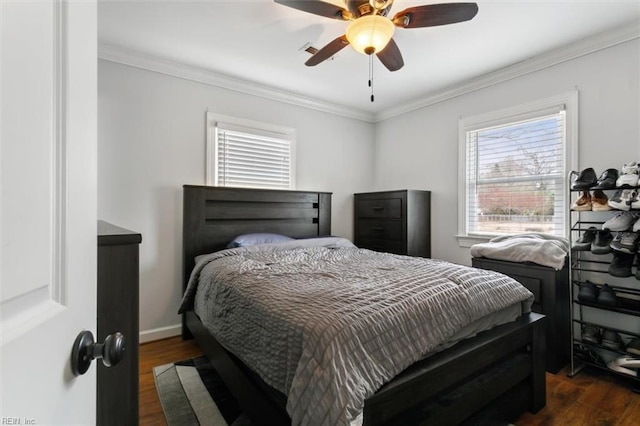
xmin=275 ymin=0 xmax=479 ymax=72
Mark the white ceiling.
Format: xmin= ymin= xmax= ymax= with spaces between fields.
xmin=98 ymin=0 xmax=640 ymax=118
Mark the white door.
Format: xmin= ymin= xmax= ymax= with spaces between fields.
xmin=1 ymin=1 xmax=97 ymax=424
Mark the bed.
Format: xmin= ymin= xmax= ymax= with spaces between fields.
xmin=181 ymin=185 xmax=546 ymax=425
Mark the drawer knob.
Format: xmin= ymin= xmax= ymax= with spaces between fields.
xmin=372 ymin=227 xmax=384 ymax=231
xmin=371 ymin=206 xmax=384 ymax=210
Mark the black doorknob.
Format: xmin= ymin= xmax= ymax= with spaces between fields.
xmin=71 ymin=331 xmax=126 ymax=376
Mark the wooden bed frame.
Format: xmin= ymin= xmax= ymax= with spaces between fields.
xmin=182 ymin=185 xmax=546 ymax=425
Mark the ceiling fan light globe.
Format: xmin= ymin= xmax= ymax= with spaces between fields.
xmin=345 ymin=15 xmax=395 ymax=55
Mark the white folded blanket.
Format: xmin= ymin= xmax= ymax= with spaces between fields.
xmin=470 ymin=233 xmax=569 ymax=270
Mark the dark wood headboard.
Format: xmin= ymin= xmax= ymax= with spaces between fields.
xmin=182 ymin=185 xmax=332 ymax=295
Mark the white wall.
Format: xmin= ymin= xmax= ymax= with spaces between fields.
xmin=100 ymin=39 xmax=639 ymax=340
xmin=98 ymin=60 xmax=375 ymax=340
xmin=374 ymin=39 xmax=640 ymax=267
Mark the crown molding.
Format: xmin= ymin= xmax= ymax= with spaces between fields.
xmin=374 ymin=21 xmax=640 ymax=122
xmin=98 ymin=43 xmax=376 ymax=123
xmin=99 ymin=21 xmax=638 ymax=125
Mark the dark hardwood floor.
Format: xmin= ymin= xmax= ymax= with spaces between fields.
xmin=139 ymin=336 xmax=640 ymax=425
xmin=139 ymin=336 xmax=203 ymax=426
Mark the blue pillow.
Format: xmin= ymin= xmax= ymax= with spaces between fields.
xmin=227 ymin=233 xmax=294 ymax=248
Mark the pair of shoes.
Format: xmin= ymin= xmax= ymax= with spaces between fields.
xmin=602 ymin=329 xmax=625 ymax=350
xmin=610 ymin=232 xmax=640 ymax=254
xmin=582 ymin=324 xmax=602 ymax=344
xmin=617 ymin=161 xmax=640 ymax=187
xmin=594 ymin=168 xmax=620 ymax=189
xmin=577 ymin=280 xmax=598 ymax=303
xmin=632 ymin=192 xmax=640 ymax=210
xmin=609 ymin=252 xmax=635 ymax=277
xmin=597 ymin=284 xmax=618 ymax=307
xmin=592 ymin=229 xmax=613 ymax=254
xmin=607 ymin=356 xmax=640 ymax=377
xmin=574 ymin=343 xmax=606 ymax=366
xmin=572 ymin=227 xmax=597 ymax=251
xmin=603 ymin=211 xmax=639 ymax=231
xmin=578 ymin=281 xmax=618 ymax=306
xmin=608 ymin=189 xmax=638 ymax=210
xmin=581 ymin=325 xmax=624 ymax=350
xmin=572 ymin=190 xmax=611 ymax=211
xmin=572 ymin=191 xmax=592 ymax=211
xmin=592 ymin=190 xmax=612 ymax=211
xmin=627 ymin=338 xmax=640 ymax=356
xmin=572 ymin=228 xmax=614 ymax=253
xmin=572 ymin=168 xmax=597 ymax=190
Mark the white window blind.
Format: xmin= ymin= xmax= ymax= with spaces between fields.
xmin=464 ymin=107 xmax=567 ymax=237
xmin=206 ymin=113 xmax=295 ymax=190
xmin=457 ymin=92 xmax=578 ymax=247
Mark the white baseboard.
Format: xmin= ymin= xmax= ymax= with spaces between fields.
xmin=139 ymin=324 xmax=182 ymax=344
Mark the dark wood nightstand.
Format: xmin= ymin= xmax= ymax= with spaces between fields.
xmin=472 ymin=257 xmax=570 ymax=373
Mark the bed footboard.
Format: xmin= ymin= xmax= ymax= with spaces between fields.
xmin=363 ymin=312 xmax=546 ymax=425
xmin=185 ymin=311 xmax=546 ymax=426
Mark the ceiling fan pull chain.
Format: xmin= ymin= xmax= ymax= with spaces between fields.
xmin=369 ymin=54 xmax=375 ymax=102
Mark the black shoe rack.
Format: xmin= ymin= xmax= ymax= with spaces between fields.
xmin=568 ymin=170 xmax=640 ymax=387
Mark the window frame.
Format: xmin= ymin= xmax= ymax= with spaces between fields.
xmin=206 ymin=112 xmax=296 ymax=190
xmin=456 ymin=91 xmax=578 ymax=247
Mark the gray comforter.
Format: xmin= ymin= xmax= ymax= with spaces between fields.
xmin=179 ymin=237 xmax=533 ymax=426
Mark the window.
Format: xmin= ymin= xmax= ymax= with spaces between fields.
xmin=457 ymin=92 xmax=578 ymax=247
xmin=206 ymin=112 xmax=296 ymax=189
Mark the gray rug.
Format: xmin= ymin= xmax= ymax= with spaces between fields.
xmin=154 ymin=356 xmax=252 ymax=426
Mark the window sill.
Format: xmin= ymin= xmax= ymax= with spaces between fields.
xmin=455 ymin=234 xmax=494 ymax=248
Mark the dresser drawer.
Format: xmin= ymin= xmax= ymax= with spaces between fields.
xmin=357 ymin=238 xmax=404 ymax=254
xmin=357 ymin=219 xmax=402 ymax=240
xmin=356 ymin=198 xmax=402 ymax=218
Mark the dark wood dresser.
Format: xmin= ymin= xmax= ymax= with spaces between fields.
xmin=97 ymin=221 xmax=141 ymax=425
xmin=354 ymin=190 xmax=431 ymax=257
xmin=471 ymin=257 xmax=570 ymax=373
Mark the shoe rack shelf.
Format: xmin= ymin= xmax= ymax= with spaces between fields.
xmin=574 ymin=295 xmax=640 ymax=318
xmin=574 ymin=319 xmax=640 ymax=343
xmin=569 ymin=171 xmax=640 ymax=386
xmin=574 ymin=341 xmax=640 ymax=383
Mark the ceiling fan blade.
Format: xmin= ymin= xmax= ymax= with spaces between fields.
xmin=393 ymin=3 xmax=478 ymax=29
xmin=376 ymin=38 xmax=404 ymax=71
xmin=305 ymin=35 xmax=350 ymax=66
xmin=275 ymin=0 xmax=351 ymax=21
